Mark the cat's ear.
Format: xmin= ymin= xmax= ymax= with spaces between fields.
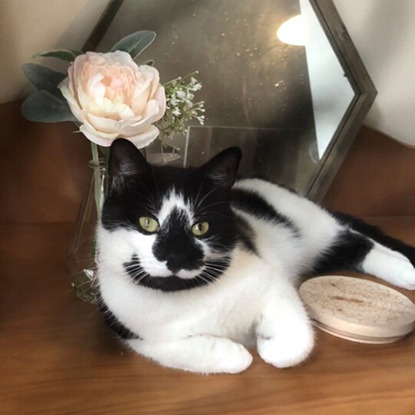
xmin=108 ymin=139 xmax=150 ymax=190
xmin=204 ymin=147 xmax=242 ymax=189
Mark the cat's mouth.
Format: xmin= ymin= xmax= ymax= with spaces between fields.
xmin=173 ymin=269 xmax=203 ymax=280
xmin=123 ymin=255 xmax=203 ymax=280
xmin=123 ymin=255 xmax=230 ymax=291
xmin=146 ymin=268 xmax=203 ymax=280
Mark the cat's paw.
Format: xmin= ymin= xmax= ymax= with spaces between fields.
xmin=395 ymin=262 xmax=415 ymax=290
xmin=257 ymin=323 xmax=314 ymax=368
xmin=135 ymin=336 xmax=253 ymax=374
xmin=363 ymin=246 xmax=415 ymax=290
xmin=184 ymin=340 xmax=253 ymax=374
xmin=384 ymin=256 xmax=415 ymax=290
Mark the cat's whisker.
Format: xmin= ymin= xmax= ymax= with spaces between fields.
xmin=196 ymin=274 xmax=210 ymax=284
xmin=196 ymin=201 xmax=229 ymax=214
xmin=129 ymin=268 xmax=146 ymax=276
xmin=130 ymin=272 xmax=147 ymax=282
xmin=125 ymin=265 xmax=144 ymax=274
xmin=126 ymin=265 xmax=148 ymax=280
xmin=134 ymin=273 xmax=151 ymax=284
xmin=205 ymin=261 xmax=229 ymax=270
xmin=124 ymin=262 xmax=142 ymax=270
xmin=130 ymin=270 xmax=152 ymax=285
xmin=193 ymin=176 xmax=207 ymax=211
xmin=194 ymin=185 xmax=223 ymax=211
xmin=205 ymin=266 xmax=227 ymax=275
xmin=202 ymin=269 xmax=220 ymax=281
xmin=205 ymin=258 xmax=231 ymax=265
xmin=198 ymin=272 xmax=215 ymax=286
xmin=204 ymin=258 xmax=231 ymax=266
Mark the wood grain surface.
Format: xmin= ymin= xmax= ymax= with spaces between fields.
xmin=1 ymin=218 xmax=415 ymax=415
xmin=323 ymin=126 xmax=415 ymax=217
xmin=0 ymin=101 xmax=90 ymax=224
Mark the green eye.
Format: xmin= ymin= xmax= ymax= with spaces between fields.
xmin=191 ymin=222 xmax=210 ymax=237
xmin=139 ymin=216 xmax=159 ymax=233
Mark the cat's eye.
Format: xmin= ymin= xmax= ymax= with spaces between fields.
xmin=191 ymin=222 xmax=210 ymax=237
xmin=139 ymin=216 xmax=160 ymax=233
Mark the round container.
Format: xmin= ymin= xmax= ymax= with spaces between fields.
xmin=299 ymin=276 xmax=415 ymax=344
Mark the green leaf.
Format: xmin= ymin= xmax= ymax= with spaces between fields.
xmin=21 ymin=63 xmax=66 ymax=93
xmin=32 ymin=49 xmax=83 ymax=62
xmin=21 ymin=90 xmax=77 ymax=123
xmin=110 ymin=30 xmax=156 ymax=59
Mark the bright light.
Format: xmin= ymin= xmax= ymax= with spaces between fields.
xmin=276 ymin=15 xmax=306 ymax=46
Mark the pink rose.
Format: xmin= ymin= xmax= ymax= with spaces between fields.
xmin=59 ymin=51 xmax=166 ymax=148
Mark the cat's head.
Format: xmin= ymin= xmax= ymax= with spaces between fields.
xmin=100 ymin=139 xmax=241 ymax=291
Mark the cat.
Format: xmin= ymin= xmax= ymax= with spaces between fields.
xmin=97 ymin=138 xmax=415 ymax=374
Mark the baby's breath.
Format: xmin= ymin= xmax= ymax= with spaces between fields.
xmin=156 ymin=71 xmax=205 ymax=140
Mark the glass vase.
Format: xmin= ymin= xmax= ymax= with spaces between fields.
xmin=67 ymin=159 xmax=107 ymax=304
xmin=66 ymin=139 xmax=184 ymax=304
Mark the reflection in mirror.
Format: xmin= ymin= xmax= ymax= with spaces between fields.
xmin=94 ymin=0 xmax=374 ymax=199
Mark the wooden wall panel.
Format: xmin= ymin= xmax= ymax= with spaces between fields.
xmin=323 ymin=126 xmax=415 ymax=217
xmin=0 ymin=100 xmax=90 ymax=223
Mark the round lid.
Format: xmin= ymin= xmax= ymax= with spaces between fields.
xmin=299 ymin=276 xmax=415 ymax=344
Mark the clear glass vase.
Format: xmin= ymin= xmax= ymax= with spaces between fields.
xmin=67 ymin=159 xmax=107 ymax=304
xmin=67 ymin=140 xmax=183 ymax=304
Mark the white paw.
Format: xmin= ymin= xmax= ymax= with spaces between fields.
xmin=131 ymin=337 xmax=253 ymax=374
xmin=257 ymin=324 xmax=314 ymax=368
xmin=394 ymin=264 xmax=415 ymax=290
xmin=365 ymin=245 xmax=415 ymax=290
xmin=384 ymin=256 xmax=415 ymax=290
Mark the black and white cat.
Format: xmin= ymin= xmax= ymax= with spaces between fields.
xmin=97 ymin=139 xmax=415 ymax=374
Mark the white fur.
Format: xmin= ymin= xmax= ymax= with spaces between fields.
xmin=157 ymin=190 xmax=194 ymax=225
xmin=362 ymin=242 xmax=415 ymax=290
xmin=97 ymin=179 xmax=415 ymax=374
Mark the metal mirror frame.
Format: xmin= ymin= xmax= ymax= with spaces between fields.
xmin=83 ymin=0 xmax=376 ymax=202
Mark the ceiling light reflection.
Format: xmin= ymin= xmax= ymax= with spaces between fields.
xmin=276 ymin=15 xmax=306 ymax=46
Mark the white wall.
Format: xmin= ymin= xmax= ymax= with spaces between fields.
xmin=0 ymin=0 xmax=108 ymax=104
xmin=333 ymin=0 xmax=415 ymax=147
xmin=300 ymin=0 xmax=355 ymax=158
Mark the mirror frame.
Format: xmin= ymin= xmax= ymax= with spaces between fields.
xmin=83 ymin=0 xmax=376 ymax=202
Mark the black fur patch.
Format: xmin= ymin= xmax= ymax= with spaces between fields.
xmin=152 ymin=207 xmax=204 ymax=273
xmin=123 ymin=254 xmax=230 ymax=292
xmin=311 ymin=229 xmax=374 ymax=275
xmin=97 ymin=293 xmax=141 ymax=340
xmin=234 ymin=214 xmax=258 ymax=255
xmin=231 ymin=188 xmax=300 ymax=236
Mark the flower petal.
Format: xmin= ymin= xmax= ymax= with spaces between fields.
xmin=79 ymin=123 xmax=118 ymax=147
xmin=119 ymin=100 xmax=161 ymax=136
xmin=86 ymin=112 xmax=122 ymax=134
xmin=59 ymin=80 xmax=84 ymax=122
xmin=126 ymin=125 xmax=160 ymax=149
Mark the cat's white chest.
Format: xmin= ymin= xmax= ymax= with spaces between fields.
xmin=99 ymin=247 xmax=277 ymax=344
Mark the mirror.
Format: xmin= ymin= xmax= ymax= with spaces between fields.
xmin=85 ymin=0 xmax=376 ymax=201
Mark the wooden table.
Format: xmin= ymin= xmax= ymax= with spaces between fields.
xmin=2 ymin=217 xmax=415 ymax=414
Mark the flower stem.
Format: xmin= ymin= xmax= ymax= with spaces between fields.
xmin=90 ymin=142 xmax=102 ymax=220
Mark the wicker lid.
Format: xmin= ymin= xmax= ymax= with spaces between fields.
xmin=299 ymin=276 xmax=415 ymax=344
